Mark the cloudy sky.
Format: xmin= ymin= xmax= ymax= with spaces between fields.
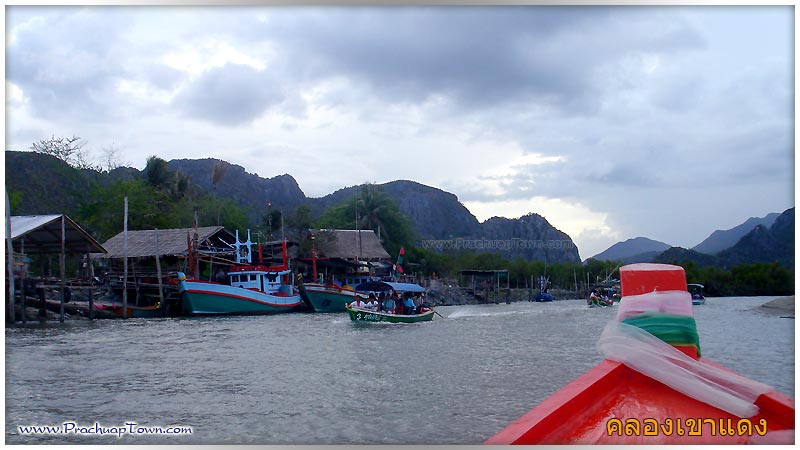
xmin=5 ymin=6 xmax=794 ymax=258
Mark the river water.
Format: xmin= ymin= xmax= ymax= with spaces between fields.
xmin=5 ymin=296 xmax=794 ymax=444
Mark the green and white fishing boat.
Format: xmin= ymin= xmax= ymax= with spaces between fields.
xmin=178 ymin=230 xmax=303 ymax=316
xmin=346 ymin=305 xmax=435 ymax=323
xmin=298 ymin=282 xmax=369 ymax=313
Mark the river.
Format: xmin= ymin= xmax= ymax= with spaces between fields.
xmin=5 ymin=296 xmax=794 ymax=444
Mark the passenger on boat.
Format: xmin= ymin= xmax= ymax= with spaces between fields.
xmin=350 ymin=298 xmax=367 ymax=309
xmin=394 ymin=292 xmax=406 ymax=314
xmin=413 ymin=293 xmax=423 ymax=314
xmin=403 ymin=294 xmax=415 ymax=315
xmin=366 ymin=293 xmax=379 ymax=311
xmin=382 ymin=295 xmax=395 ymax=314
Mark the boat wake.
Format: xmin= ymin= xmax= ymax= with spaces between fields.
xmin=447 ymin=308 xmax=539 ymax=319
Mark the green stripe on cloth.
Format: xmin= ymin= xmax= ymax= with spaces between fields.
xmin=621 ymin=312 xmax=702 ymax=357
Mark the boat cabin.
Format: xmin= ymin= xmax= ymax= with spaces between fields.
xmin=226 ymin=230 xmax=293 ymax=296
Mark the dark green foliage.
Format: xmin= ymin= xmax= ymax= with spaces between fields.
xmin=8 ymin=191 xmax=23 ymax=212
xmin=144 ymin=156 xmax=171 ymax=188
xmin=315 ymin=184 xmax=415 ymax=256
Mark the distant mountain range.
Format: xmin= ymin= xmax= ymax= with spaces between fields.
xmin=691 ymin=213 xmax=780 ymax=254
xmin=592 ymin=208 xmax=794 ymax=268
xmin=5 ymin=151 xmax=580 ymax=263
xmin=591 ymin=208 xmax=794 ymax=269
xmin=589 ymin=237 xmax=671 ymax=264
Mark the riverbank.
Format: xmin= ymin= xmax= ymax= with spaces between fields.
xmin=760 ymin=296 xmax=794 ymax=317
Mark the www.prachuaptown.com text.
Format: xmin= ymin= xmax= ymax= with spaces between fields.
xmin=18 ymin=422 xmax=193 ymax=438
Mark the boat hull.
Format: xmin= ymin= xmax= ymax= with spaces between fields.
xmin=299 ymin=284 xmax=366 ymax=313
xmin=487 ymin=263 xmax=794 ymax=444
xmin=587 ymin=298 xmax=614 ymax=307
xmin=533 ymin=293 xmax=554 ymax=302
xmin=346 ymin=306 xmax=434 ymax=323
xmin=111 ymin=305 xmax=163 ymax=318
xmin=179 ymin=280 xmax=302 ymax=316
xmin=485 ymin=358 xmax=794 ymax=444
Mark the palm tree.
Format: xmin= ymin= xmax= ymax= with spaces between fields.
xmin=144 ymin=156 xmax=171 ymax=188
xmin=357 ymin=184 xmax=387 ymax=231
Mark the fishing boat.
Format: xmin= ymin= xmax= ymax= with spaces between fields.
xmin=688 ymin=283 xmax=706 ymax=305
xmin=177 ymin=230 xmax=303 ymax=316
xmin=486 ymin=263 xmax=794 ymax=445
xmin=298 ymin=281 xmax=368 ymax=313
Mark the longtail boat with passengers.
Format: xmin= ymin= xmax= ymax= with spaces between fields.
xmin=486 ymin=263 xmax=794 ymax=444
xmin=177 ymin=230 xmax=303 ymax=316
xmin=689 ymin=283 xmax=706 ymax=305
xmin=347 ymin=281 xmax=435 ymax=323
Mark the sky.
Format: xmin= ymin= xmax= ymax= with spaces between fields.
xmin=4 ymin=6 xmax=795 ymax=259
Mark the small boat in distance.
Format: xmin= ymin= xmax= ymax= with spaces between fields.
xmin=688 ymin=283 xmax=706 ymax=305
xmin=177 ymin=230 xmax=303 ymax=316
xmin=533 ymin=275 xmax=553 ymax=302
xmin=587 ymin=288 xmax=614 ymax=307
xmin=487 ymin=263 xmax=794 ymax=444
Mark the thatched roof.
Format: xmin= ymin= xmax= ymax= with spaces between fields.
xmin=310 ymin=229 xmax=390 ymax=260
xmin=97 ymin=226 xmax=236 ymax=259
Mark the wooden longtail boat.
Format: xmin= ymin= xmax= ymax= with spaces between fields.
xmin=486 ymin=263 xmax=794 ymax=445
xmin=346 ymin=305 xmax=434 ymax=323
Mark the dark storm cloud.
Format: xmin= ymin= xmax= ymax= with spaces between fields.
xmin=173 ymin=64 xmax=286 ymax=127
xmin=252 ymin=7 xmax=705 ymax=113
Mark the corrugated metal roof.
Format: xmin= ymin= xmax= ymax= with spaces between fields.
xmin=9 ymin=215 xmax=107 ymax=254
xmin=97 ymin=226 xmax=234 ymax=258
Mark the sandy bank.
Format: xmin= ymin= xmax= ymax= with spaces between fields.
xmin=760 ymin=296 xmax=795 ymax=315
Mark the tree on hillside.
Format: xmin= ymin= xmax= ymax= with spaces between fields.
xmin=315 ymin=184 xmax=415 ymax=255
xmin=100 ymin=143 xmax=129 ymax=172
xmin=31 ymin=135 xmax=95 ymax=170
xmin=144 ymin=156 xmax=171 ymax=188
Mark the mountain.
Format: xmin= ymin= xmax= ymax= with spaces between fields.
xmin=717 ymin=207 xmax=794 ymax=268
xmin=655 ymin=208 xmax=794 ymax=269
xmin=167 ymin=158 xmax=307 ymax=224
xmin=5 ymin=151 xmax=104 ymax=215
xmin=5 ymin=151 xmax=579 ymax=262
xmin=654 ymin=247 xmax=722 ymax=268
xmin=590 ymin=237 xmax=672 ymax=262
xmin=692 ymin=213 xmax=781 ymax=255
xmin=311 ymin=181 xmax=579 ymax=262
xmin=311 ymin=180 xmax=482 ymax=240
xmin=479 ymin=214 xmax=580 ymax=263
